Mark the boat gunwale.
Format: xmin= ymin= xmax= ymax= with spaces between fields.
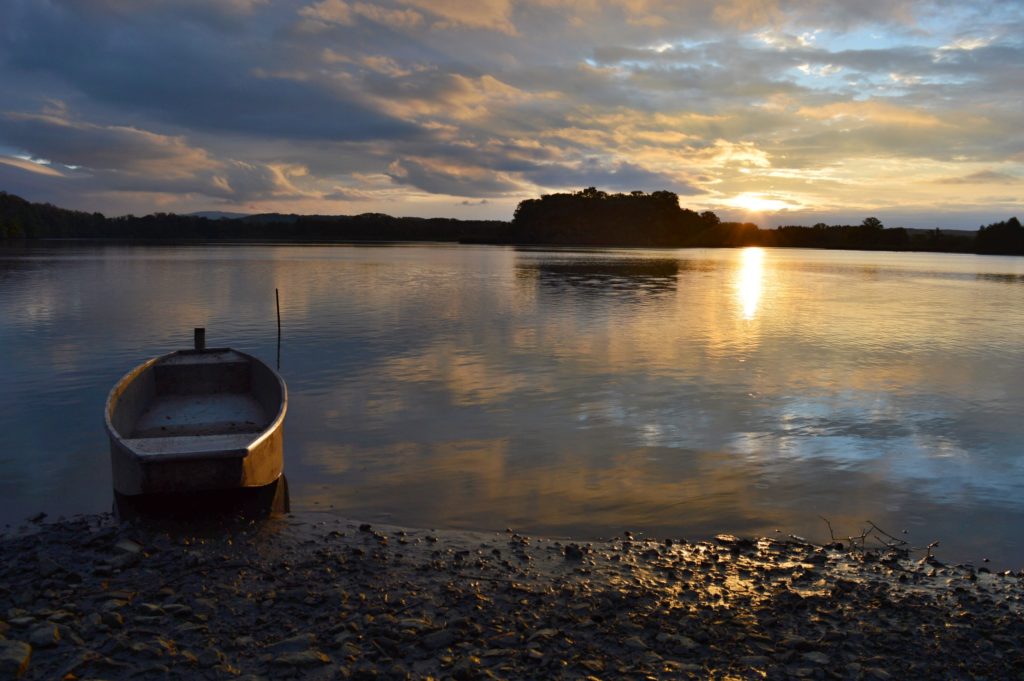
xmin=104 ymin=348 xmax=288 ymax=462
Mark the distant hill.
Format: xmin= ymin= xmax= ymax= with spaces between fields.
xmin=187 ymin=211 xmax=251 ymax=220
xmin=238 ymin=213 xmax=302 ymax=224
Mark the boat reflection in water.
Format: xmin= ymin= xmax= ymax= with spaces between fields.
xmin=114 ymin=475 xmax=290 ymax=522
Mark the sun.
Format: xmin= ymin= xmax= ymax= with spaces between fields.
xmin=727 ymin=193 xmax=792 ymax=213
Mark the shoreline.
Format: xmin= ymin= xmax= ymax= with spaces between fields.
xmin=2 ymin=512 xmax=1022 ymax=679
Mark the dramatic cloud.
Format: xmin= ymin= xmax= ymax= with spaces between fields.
xmin=0 ymin=0 xmax=1020 ymax=225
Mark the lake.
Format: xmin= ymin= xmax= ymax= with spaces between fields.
xmin=2 ymin=242 xmax=1024 ymax=567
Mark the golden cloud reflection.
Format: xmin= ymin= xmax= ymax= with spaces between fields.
xmin=295 ymin=438 xmax=908 ymax=547
xmin=383 ymin=342 xmax=539 ymax=405
xmin=736 ymin=247 xmax=764 ymax=320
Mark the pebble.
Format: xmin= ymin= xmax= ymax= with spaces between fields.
xmin=264 ymin=633 xmax=316 ymax=654
xmin=272 ymin=650 xmax=331 ymax=666
xmin=197 ymin=647 xmax=224 ymax=667
xmin=115 ymin=539 xmax=143 ymax=554
xmin=802 ymin=651 xmax=830 ymax=665
xmin=0 ymin=640 xmax=32 ymax=678
xmin=28 ymin=624 xmax=59 ymax=649
xmin=422 ymin=629 xmax=457 ymax=650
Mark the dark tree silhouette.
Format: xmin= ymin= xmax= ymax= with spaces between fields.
xmin=510 ymin=188 xmax=725 ymax=247
xmin=0 ymin=190 xmax=1016 ymax=257
xmin=976 ymin=217 xmax=1024 ymax=254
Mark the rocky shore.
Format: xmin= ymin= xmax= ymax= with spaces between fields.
xmin=1 ymin=513 xmax=1022 ymax=680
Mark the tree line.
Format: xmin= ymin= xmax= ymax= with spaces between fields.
xmin=1 ymin=189 xmax=1022 ymax=255
xmin=0 ymin=192 xmax=505 ymax=242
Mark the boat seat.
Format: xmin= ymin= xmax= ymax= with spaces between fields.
xmin=121 ymin=433 xmax=255 ymax=460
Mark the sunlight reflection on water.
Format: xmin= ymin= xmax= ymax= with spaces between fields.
xmin=736 ymin=246 xmax=764 ymax=320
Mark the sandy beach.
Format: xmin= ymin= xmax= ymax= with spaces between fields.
xmin=1 ymin=512 xmax=1022 ymax=680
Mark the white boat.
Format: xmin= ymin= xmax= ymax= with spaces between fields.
xmin=105 ymin=331 xmax=287 ymax=496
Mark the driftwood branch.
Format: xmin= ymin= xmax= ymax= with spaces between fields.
xmin=819 ymin=517 xmax=938 ymax=562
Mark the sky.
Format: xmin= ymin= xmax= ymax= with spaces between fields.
xmin=0 ymin=0 xmax=1022 ymax=227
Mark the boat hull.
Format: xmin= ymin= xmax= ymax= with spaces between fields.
xmin=105 ymin=348 xmax=287 ymax=496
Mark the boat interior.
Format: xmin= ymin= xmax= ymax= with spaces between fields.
xmin=109 ymin=350 xmax=281 ymax=458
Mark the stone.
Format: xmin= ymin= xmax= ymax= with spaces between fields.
xmin=162 ymin=603 xmax=192 ymax=618
xmin=451 ymin=655 xmax=482 ymax=680
xmin=423 ymin=629 xmax=456 ymax=650
xmin=623 ymin=636 xmax=647 ymax=650
xmin=197 ymin=648 xmax=225 ymax=667
xmin=564 ymin=544 xmax=585 ymax=560
xmin=46 ymin=610 xmax=75 ymax=624
xmin=397 ymin=617 xmax=430 ymax=631
xmin=28 ymin=624 xmax=59 ymax=649
xmin=0 ymin=640 xmax=31 ymax=678
xmin=802 ymin=651 xmax=830 ymax=666
xmin=264 ymin=633 xmax=315 ymax=654
xmin=115 ymin=539 xmax=143 ymax=554
xmin=272 ymin=650 xmax=331 ymax=666
xmin=38 ymin=557 xmax=62 ymax=578
xmin=109 ymin=552 xmax=141 ymax=569
xmin=527 ymin=628 xmax=557 ymax=642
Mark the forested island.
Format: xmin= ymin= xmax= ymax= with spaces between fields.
xmin=2 ymin=188 xmax=1022 ymax=255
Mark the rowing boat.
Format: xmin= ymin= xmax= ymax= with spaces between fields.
xmin=105 ymin=330 xmax=287 ymax=496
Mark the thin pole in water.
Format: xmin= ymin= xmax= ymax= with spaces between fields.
xmin=275 ymin=288 xmax=281 ymax=370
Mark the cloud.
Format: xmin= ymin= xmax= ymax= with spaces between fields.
xmin=713 ymin=0 xmax=785 ymax=30
xmin=0 ymin=156 xmax=65 ymax=177
xmin=353 ymin=2 xmax=424 ymax=28
xmin=0 ymin=107 xmax=322 ymax=203
xmin=51 ymin=0 xmax=270 ymax=31
xmin=323 ymin=186 xmax=382 ymax=201
xmin=936 ymin=170 xmax=1023 ymax=185
xmin=57 ymin=0 xmax=268 ymax=16
xmin=299 ymin=0 xmax=354 ymax=26
xmin=387 ymin=157 xmax=523 ymax=196
xmin=0 ymin=111 xmax=217 ymax=177
xmin=523 ymin=158 xmax=700 ymax=194
xmin=396 ymin=0 xmax=516 ymax=33
xmin=299 ymin=0 xmax=423 ymax=30
xmin=362 ymin=70 xmax=557 ymax=123
xmin=4 ymin=1 xmax=418 ymax=142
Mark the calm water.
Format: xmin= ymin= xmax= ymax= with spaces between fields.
xmin=2 ymin=242 xmax=1024 ymax=566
